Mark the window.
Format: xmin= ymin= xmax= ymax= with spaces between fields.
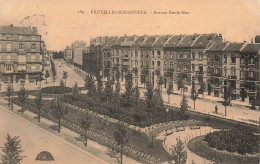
xmin=231 ymin=56 xmax=236 ymax=64
xmin=192 ymin=52 xmax=195 ymax=60
xmin=141 ymin=61 xmax=143 ymax=67
xmin=135 ymin=59 xmax=138 ymax=66
xmin=164 ymin=61 xmax=167 ymax=70
xmin=214 ymin=55 xmax=219 ymax=61
xmin=207 ymin=55 xmax=210 ymax=61
xmin=146 ymin=51 xmax=149 ymax=57
xmin=135 ymin=51 xmax=138 ymax=58
xmin=170 ymin=51 xmax=174 ymax=59
xmin=224 ymin=54 xmax=227 ymax=63
xmin=192 ymin=64 xmax=195 ymax=71
xmin=240 ymin=57 xmax=245 ymax=64
xmin=31 ymin=43 xmax=36 ymax=50
xmin=231 ymin=67 xmax=236 ymax=76
xmin=170 ymin=61 xmax=173 ymax=70
xmin=152 ymin=61 xmax=154 ymax=68
xmin=141 ymin=51 xmax=144 ymax=58
xmin=19 ymin=44 xmax=24 ymax=50
xmin=107 ymin=52 xmax=110 ymax=58
xmin=214 ymin=68 xmax=219 ymax=74
xmin=249 ymin=57 xmax=254 ymax=64
xmin=240 ymin=71 xmax=245 ymax=78
xmin=157 ymin=61 xmax=160 ymax=67
xmin=146 ymin=60 xmax=149 ymax=67
xmin=249 ymin=71 xmax=254 ymax=78
xmin=184 ymin=65 xmax=188 ymax=71
xmin=224 ymin=67 xmax=227 ymax=76
xmin=6 ymin=44 xmax=11 ymax=51
xmin=207 ymin=66 xmax=211 ymax=74
xmin=157 ymin=51 xmax=161 ymax=58
xmin=199 ymin=65 xmax=203 ymax=73
xmin=5 ymin=65 xmax=13 ymax=71
xmin=130 ymin=51 xmax=133 ymax=57
xmin=152 ymin=51 xmax=155 ymax=58
xmin=198 ymin=52 xmax=203 ymax=60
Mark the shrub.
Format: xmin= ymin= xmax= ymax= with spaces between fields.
xmin=205 ymin=128 xmax=259 ymax=154
xmin=35 ymin=151 xmax=54 ymax=161
xmin=41 ymin=86 xmax=72 ymax=94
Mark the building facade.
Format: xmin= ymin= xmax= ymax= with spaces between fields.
xmin=0 ymin=24 xmax=43 ymax=83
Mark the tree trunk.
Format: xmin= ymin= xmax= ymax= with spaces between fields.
xmin=193 ymin=100 xmax=195 ymax=110
xmin=38 ymin=108 xmax=41 ymax=123
xmin=168 ymin=95 xmax=170 ymax=104
xmin=22 ymin=104 xmax=24 ymax=114
xmin=46 ymin=78 xmax=47 ymax=84
xmin=120 ymin=145 xmax=123 ymax=164
xmin=8 ymin=97 xmax=10 ymax=107
xmin=85 ymin=136 xmax=88 ymax=147
xmin=225 ymin=105 xmax=227 ymax=116
xmin=203 ymin=92 xmax=204 ymax=98
xmin=65 ymin=79 xmax=66 ymax=88
xmin=58 ymin=119 xmax=61 ymax=133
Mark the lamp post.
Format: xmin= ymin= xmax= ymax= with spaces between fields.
xmin=10 ymin=75 xmax=14 ymax=111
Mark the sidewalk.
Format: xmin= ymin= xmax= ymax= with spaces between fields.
xmin=0 ymin=97 xmax=139 ymax=164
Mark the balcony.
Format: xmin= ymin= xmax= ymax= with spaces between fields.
xmin=246 ymin=77 xmax=256 ymax=82
xmin=207 ymin=61 xmax=211 ymax=65
xmin=214 ymin=61 xmax=219 ymax=65
xmin=247 ymin=90 xmax=257 ymax=95
xmin=228 ymin=76 xmax=237 ymax=80
xmin=212 ymin=74 xmax=221 ymax=77
xmin=248 ymin=63 xmax=255 ymax=67
xmin=196 ymin=71 xmax=203 ymax=75
xmin=240 ymin=77 xmax=245 ymax=81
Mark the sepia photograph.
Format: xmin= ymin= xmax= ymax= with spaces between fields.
xmin=0 ymin=0 xmax=260 ymax=163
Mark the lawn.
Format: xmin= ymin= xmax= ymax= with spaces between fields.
xmin=188 ymin=136 xmax=259 ymax=164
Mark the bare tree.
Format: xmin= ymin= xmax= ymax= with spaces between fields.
xmin=1 ymin=133 xmax=25 ymax=164
xmin=167 ymin=83 xmax=173 ymax=104
xmin=45 ymin=70 xmax=50 ymax=84
xmin=80 ymin=114 xmax=92 ymax=147
xmin=51 ymin=98 xmax=67 ymax=133
xmin=222 ymin=85 xmax=233 ymax=116
xmin=6 ymin=83 xmax=12 ymax=107
xmin=114 ymin=124 xmax=128 ymax=164
xmin=18 ymin=85 xmax=27 ymax=114
xmin=35 ymin=91 xmax=43 ymax=123
xmin=168 ymin=137 xmax=187 ymax=164
xmin=190 ymin=82 xmax=199 ymax=110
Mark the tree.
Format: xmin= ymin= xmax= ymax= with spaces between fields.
xmin=51 ymin=98 xmax=67 ymax=133
xmin=84 ymin=75 xmax=96 ymax=97
xmin=1 ymin=133 xmax=25 ymax=164
xmin=51 ymin=60 xmax=56 ymax=82
xmin=133 ymin=86 xmax=140 ymax=105
xmin=35 ymin=91 xmax=43 ymax=123
xmin=180 ymin=94 xmax=188 ymax=118
xmin=18 ymin=85 xmax=27 ymax=114
xmin=36 ymin=72 xmax=44 ymax=88
xmin=145 ymin=81 xmax=154 ymax=112
xmin=80 ymin=114 xmax=92 ymax=147
xmin=45 ymin=70 xmax=50 ymax=84
xmin=72 ymin=82 xmax=80 ymax=96
xmin=104 ymin=79 xmax=113 ymax=102
xmin=115 ymin=80 xmax=121 ymax=95
xmin=158 ymin=75 xmax=164 ymax=91
xmin=199 ymin=82 xmax=207 ymax=98
xmin=96 ymin=71 xmax=103 ymax=95
xmin=114 ymin=124 xmax=128 ymax=164
xmin=167 ymin=83 xmax=173 ymax=104
xmin=190 ymin=82 xmax=199 ymax=110
xmin=168 ymin=137 xmax=187 ymax=164
xmin=6 ymin=83 xmax=12 ymax=107
xmin=63 ymin=71 xmax=68 ymax=87
xmin=222 ymin=85 xmax=233 ymax=116
xmin=124 ymin=71 xmax=133 ymax=106
xmin=177 ymin=77 xmax=185 ymax=95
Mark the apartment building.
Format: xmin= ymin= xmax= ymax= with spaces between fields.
xmin=0 ymin=24 xmax=43 ymax=83
xmin=64 ymin=46 xmax=72 ymax=62
xmin=72 ymin=40 xmax=86 ymax=67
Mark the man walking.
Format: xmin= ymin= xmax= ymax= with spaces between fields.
xmin=215 ymin=105 xmax=218 ymax=114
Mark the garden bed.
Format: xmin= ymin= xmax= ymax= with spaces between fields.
xmin=188 ymin=136 xmax=259 ymax=164
xmin=41 ymin=86 xmax=72 ymax=94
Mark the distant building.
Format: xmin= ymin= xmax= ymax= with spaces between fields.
xmin=64 ymin=46 xmax=72 ymax=62
xmin=0 ymin=24 xmax=43 ymax=83
xmin=255 ymin=35 xmax=260 ymax=43
xmin=72 ymin=41 xmax=86 ymax=67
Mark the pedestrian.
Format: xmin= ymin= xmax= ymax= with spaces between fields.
xmin=215 ymin=105 xmax=218 ymax=114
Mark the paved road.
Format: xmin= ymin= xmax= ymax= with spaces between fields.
xmin=0 ymin=103 xmax=107 ymax=164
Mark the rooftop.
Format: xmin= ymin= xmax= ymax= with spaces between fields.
xmin=0 ymin=25 xmax=39 ymax=35
xmin=207 ymin=41 xmax=228 ymax=51
xmin=224 ymin=42 xmax=244 ymax=52
xmin=141 ymin=35 xmax=157 ymax=47
xmin=164 ymin=35 xmax=184 ymax=48
xmin=153 ymin=35 xmax=171 ymax=48
xmin=131 ymin=35 xmax=147 ymax=47
xmin=192 ymin=34 xmax=219 ymax=48
xmin=241 ymin=43 xmax=260 ymax=53
xmin=177 ymin=34 xmax=198 ymax=48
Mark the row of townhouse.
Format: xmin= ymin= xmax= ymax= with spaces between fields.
xmin=85 ymin=34 xmax=260 ymax=104
xmin=64 ymin=40 xmax=87 ymax=67
xmin=0 ymin=25 xmax=45 ymax=84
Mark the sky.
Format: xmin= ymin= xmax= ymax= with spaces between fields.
xmin=0 ymin=0 xmax=260 ymax=51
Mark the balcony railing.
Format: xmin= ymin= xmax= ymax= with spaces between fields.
xmin=214 ymin=61 xmax=219 ymax=65
xmin=228 ymin=76 xmax=237 ymax=80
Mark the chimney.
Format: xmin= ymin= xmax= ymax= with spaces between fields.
xmin=218 ymin=34 xmax=222 ymax=39
xmin=32 ymin=27 xmax=37 ymax=33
